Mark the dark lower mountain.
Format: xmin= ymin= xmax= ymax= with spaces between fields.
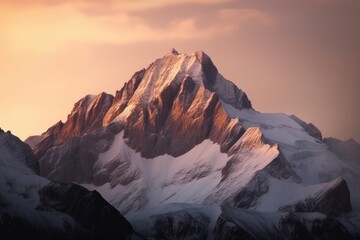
xmin=0 ymin=129 xmax=140 ymax=240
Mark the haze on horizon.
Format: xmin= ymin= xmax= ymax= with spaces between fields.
xmin=1 ymin=0 xmax=359 ymax=142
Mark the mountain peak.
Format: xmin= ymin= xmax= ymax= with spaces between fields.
xmin=21 ymin=50 xmax=360 ymax=239
xmin=30 ymin=50 xmax=252 ymax=158
xmin=169 ymin=48 xmax=179 ymax=55
xmin=144 ymin=50 xmax=251 ymax=108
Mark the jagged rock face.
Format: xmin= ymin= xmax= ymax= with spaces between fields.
xmin=278 ymin=177 xmax=352 ymax=216
xmin=289 ymin=115 xmax=322 ymax=141
xmin=103 ymin=69 xmax=146 ymax=125
xmin=131 ymin=203 xmax=359 ymax=240
xmin=231 ymin=151 xmax=301 ymax=209
xmin=37 ymin=126 xmax=289 ymax=216
xmin=28 ymin=50 xmax=252 ymax=159
xmin=108 ymin=50 xmax=251 ymax=158
xmin=204 ymin=127 xmax=299 ymax=206
xmin=23 ymin=50 xmax=360 ymax=237
xmin=32 ymin=92 xmax=114 ymax=158
xmin=0 ymin=130 xmax=136 ymax=240
xmin=212 ymin=206 xmax=355 ymax=240
xmin=39 ymin=122 xmax=123 ymax=184
xmin=130 ymin=204 xmax=215 ymax=240
xmin=145 ymin=211 xmax=210 ymax=240
xmin=30 ymin=50 xmax=273 ymax=215
xmin=122 ymin=82 xmax=243 ymax=157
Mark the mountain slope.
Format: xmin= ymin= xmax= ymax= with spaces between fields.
xmin=0 ymin=128 xmax=138 ymax=239
xmin=25 ymin=49 xmax=360 ymax=239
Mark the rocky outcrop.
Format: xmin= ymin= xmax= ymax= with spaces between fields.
xmin=290 ymin=115 xmax=322 ymax=141
xmin=213 ymin=206 xmax=355 ymax=240
xmin=324 ymin=137 xmax=360 ymax=168
xmin=130 ymin=203 xmax=359 ymax=240
xmin=279 ymin=177 xmax=352 ymax=216
xmin=204 ymin=127 xmax=299 ymax=207
xmin=221 ymin=150 xmax=300 ymax=209
xmin=147 ymin=211 xmax=210 ymax=239
xmin=39 ymin=122 xmax=123 ymax=183
xmin=103 ymin=69 xmax=146 ymax=125
xmin=130 ymin=204 xmax=213 ymax=240
xmin=9 ymin=49 xmax=360 ymax=240
xmin=107 ymin=50 xmax=251 ymax=158
xmin=28 ymin=92 xmax=114 ymax=158
xmin=29 ymin=50 xmax=252 ymax=160
xmin=122 ymin=82 xmax=245 ymax=158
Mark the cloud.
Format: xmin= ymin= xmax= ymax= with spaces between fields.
xmin=0 ymin=1 xmax=273 ymax=54
xmin=5 ymin=0 xmax=232 ymax=11
xmin=217 ymin=8 xmax=275 ymax=27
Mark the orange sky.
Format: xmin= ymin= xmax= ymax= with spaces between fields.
xmin=1 ymin=0 xmax=360 ymax=142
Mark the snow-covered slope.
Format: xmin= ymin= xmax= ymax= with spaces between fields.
xmin=222 ymin=105 xmax=360 ymax=213
xmin=26 ymin=49 xmax=360 ymax=239
xmin=0 ymin=128 xmax=138 ymax=239
xmin=77 ymin=129 xmax=286 ymax=216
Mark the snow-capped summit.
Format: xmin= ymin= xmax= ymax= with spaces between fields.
xmin=106 ymin=50 xmax=251 ymax=124
xmin=25 ymin=50 xmax=360 ymax=239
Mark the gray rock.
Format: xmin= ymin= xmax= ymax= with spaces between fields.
xmin=290 ymin=115 xmax=322 ymax=141
xmin=31 ymin=92 xmax=114 ymax=159
xmin=213 ymin=205 xmax=355 ymax=240
xmin=279 ymin=177 xmax=352 ymax=216
xmin=0 ymin=129 xmax=138 ymax=240
xmin=38 ymin=122 xmax=123 ymax=183
xmin=0 ymin=129 xmax=38 ymax=173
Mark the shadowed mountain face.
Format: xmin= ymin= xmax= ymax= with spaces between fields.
xmin=24 ymin=50 xmax=360 ymax=239
xmin=0 ymin=129 xmax=137 ymax=240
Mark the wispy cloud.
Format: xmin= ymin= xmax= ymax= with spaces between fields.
xmin=0 ymin=1 xmax=273 ymax=54
xmin=6 ymin=0 xmax=232 ymax=11
xmin=217 ymin=8 xmax=275 ymax=27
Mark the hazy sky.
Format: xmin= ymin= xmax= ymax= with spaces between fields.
xmin=1 ymin=0 xmax=359 ymax=142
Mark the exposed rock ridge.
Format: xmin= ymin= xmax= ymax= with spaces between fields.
xmin=278 ymin=177 xmax=352 ymax=216
xmin=39 ymin=122 xmax=123 ymax=184
xmin=290 ymin=114 xmax=322 ymax=141
xmin=31 ymin=92 xmax=114 ymax=158
xmin=204 ymin=127 xmax=300 ymax=207
xmin=29 ymin=50 xmax=252 ymax=159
